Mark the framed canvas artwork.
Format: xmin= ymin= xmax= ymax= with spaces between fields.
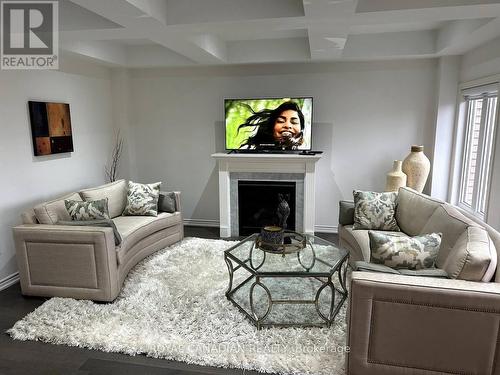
xmin=28 ymin=101 xmax=74 ymax=156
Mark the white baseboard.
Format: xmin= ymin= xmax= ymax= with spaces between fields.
xmin=184 ymin=218 xmax=220 ymax=227
xmin=314 ymin=224 xmax=338 ymax=233
xmin=0 ymin=272 xmax=19 ymax=291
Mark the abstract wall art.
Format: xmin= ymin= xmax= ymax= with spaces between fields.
xmin=28 ymin=101 xmax=74 ymax=156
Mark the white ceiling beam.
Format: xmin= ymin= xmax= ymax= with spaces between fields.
xmin=190 ymin=34 xmax=227 ymax=62
xmin=61 ymin=28 xmax=137 ymax=43
xmin=62 ymin=40 xmax=127 ymax=65
xmin=227 ymin=38 xmax=310 ymax=64
xmin=303 ymin=0 xmax=355 ymax=60
xmin=437 ymin=17 xmax=500 ymax=54
xmin=58 ymin=0 xmax=500 ymax=66
xmin=126 ymin=45 xmax=195 ymax=67
xmin=69 ymin=0 xmax=228 ymax=64
xmin=353 ymin=3 xmax=500 ymax=25
xmin=356 ymin=0 xmax=500 ymax=13
xmin=126 ymin=0 xmax=168 ymax=25
xmin=308 ymin=27 xmax=349 ymax=60
xmin=164 ymin=0 xmax=305 ymax=25
xmin=342 ymin=30 xmax=436 ymax=59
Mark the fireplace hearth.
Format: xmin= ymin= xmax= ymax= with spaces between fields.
xmin=238 ymin=180 xmax=296 ymax=236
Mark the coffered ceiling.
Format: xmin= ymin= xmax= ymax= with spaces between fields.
xmin=60 ymin=0 xmax=500 ymax=67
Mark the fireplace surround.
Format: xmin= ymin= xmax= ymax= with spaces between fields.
xmin=212 ymin=153 xmax=322 ymax=237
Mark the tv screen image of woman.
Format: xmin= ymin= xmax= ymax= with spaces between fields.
xmin=225 ymin=97 xmax=312 ymax=150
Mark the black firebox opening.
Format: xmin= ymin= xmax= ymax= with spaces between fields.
xmin=238 ymin=180 xmax=296 ymax=236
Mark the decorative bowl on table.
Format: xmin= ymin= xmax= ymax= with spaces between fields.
xmin=260 ymin=226 xmax=284 ymax=245
xmin=256 ymin=229 xmax=306 ymax=255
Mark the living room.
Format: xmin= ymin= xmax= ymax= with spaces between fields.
xmin=0 ymin=1 xmax=500 ymax=374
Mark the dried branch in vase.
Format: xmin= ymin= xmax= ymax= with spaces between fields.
xmin=105 ymin=132 xmax=124 ymax=183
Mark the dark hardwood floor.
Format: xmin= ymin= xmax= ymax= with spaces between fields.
xmin=0 ymin=227 xmax=338 ymax=375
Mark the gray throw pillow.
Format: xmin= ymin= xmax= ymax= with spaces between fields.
xmin=369 ymin=231 xmax=442 ymax=270
xmin=57 ymin=219 xmax=122 ymax=246
xmin=158 ymin=191 xmax=176 ymax=213
xmin=65 ymin=198 xmax=110 ymax=221
xmin=122 ymin=181 xmax=161 ymax=216
xmin=353 ymin=190 xmax=400 ymax=231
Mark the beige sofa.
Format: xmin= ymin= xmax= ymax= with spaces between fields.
xmin=12 ymin=180 xmax=184 ymax=302
xmin=340 ymin=187 xmax=500 ymax=375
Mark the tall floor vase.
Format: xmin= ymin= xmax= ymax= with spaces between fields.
xmin=402 ymin=145 xmax=430 ymax=193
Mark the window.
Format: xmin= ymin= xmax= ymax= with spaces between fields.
xmin=458 ymin=84 xmax=498 ymax=219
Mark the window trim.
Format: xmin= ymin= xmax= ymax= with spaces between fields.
xmin=451 ymin=78 xmax=500 ymax=222
xmin=457 ymin=95 xmax=497 ymax=219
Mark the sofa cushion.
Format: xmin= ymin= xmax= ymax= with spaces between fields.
xmin=369 ymin=231 xmax=441 ymax=270
xmin=65 ymin=199 xmax=110 ymax=221
xmin=396 ymin=187 xmax=442 ymax=236
xmin=354 ymin=261 xmax=448 ymax=278
xmin=420 ymin=203 xmax=493 ymax=281
xmin=122 ymin=181 xmax=161 ymax=217
xmin=79 ymin=180 xmax=127 ymax=219
xmin=341 ymin=225 xmax=408 ymax=262
xmin=453 ymin=207 xmax=500 ymax=282
xmin=34 ymin=192 xmax=82 ymax=224
xmin=353 ymin=190 xmax=400 ymax=231
xmin=421 ymin=204 xmax=470 ymax=265
xmin=442 ymin=225 xmax=494 ymax=281
xmin=113 ymin=211 xmax=180 ymax=247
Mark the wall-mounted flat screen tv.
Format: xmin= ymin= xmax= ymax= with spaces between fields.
xmin=225 ymin=97 xmax=312 ymax=151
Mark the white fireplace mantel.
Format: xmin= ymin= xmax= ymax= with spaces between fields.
xmin=211 ymin=153 xmax=322 ymax=237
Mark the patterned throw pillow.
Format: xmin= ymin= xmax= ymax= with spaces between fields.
xmin=64 ymin=199 xmax=110 ymax=221
xmin=369 ymin=231 xmax=442 ymax=270
xmin=353 ymin=190 xmax=400 ymax=231
xmin=122 ymin=181 xmax=161 ymax=216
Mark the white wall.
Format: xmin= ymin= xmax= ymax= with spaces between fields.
xmin=430 ymin=56 xmax=460 ymax=201
xmin=0 ymin=55 xmax=115 ymax=283
xmin=121 ymin=59 xmax=438 ymax=230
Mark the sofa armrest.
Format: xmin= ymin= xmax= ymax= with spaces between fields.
xmin=13 ymin=224 xmax=119 ymax=301
xmin=347 ymin=271 xmax=500 ymax=375
xmin=339 ymin=200 xmax=355 ymax=225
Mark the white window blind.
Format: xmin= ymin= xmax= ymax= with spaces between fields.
xmin=458 ymin=83 xmax=498 ymax=219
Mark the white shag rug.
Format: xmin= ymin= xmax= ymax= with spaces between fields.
xmin=8 ymin=237 xmax=348 ymax=375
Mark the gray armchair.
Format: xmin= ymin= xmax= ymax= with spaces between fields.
xmin=340 ymin=187 xmax=500 ymax=375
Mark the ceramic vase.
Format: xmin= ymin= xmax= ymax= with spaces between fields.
xmin=385 ymin=160 xmax=407 ymax=192
xmin=402 ymin=145 xmax=430 ymax=193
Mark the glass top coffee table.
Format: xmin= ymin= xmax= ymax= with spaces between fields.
xmin=224 ymin=232 xmax=349 ymax=329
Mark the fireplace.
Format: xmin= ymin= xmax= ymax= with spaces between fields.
xmin=212 ymin=153 xmax=321 ymax=238
xmin=238 ymin=180 xmax=296 ymax=236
